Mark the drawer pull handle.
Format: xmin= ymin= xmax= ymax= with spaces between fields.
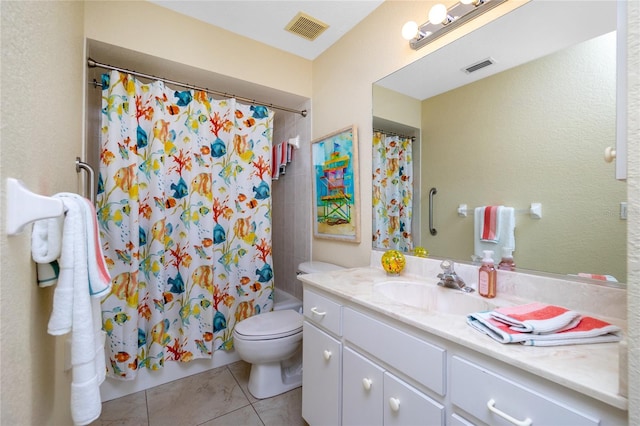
xmin=362 ymin=378 xmax=373 ymax=391
xmin=389 ymin=397 xmax=400 ymax=412
xmin=323 ymin=350 xmax=332 ymax=361
xmin=487 ymin=399 xmax=532 ymax=426
xmin=310 ymin=307 xmax=327 ymax=317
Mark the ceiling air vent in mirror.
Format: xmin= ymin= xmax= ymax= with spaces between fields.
xmin=463 ymin=58 xmax=496 ymax=74
xmin=285 ymin=12 xmax=329 ymax=41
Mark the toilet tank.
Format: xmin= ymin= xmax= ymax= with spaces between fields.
xmin=298 ymin=261 xmax=344 ymax=274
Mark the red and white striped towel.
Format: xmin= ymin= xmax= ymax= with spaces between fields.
xmin=480 ymin=205 xmax=502 ymax=242
xmin=490 ymin=302 xmax=581 ymax=334
xmin=467 ymin=311 xmax=621 ymax=346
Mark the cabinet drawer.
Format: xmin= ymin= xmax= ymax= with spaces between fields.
xmin=343 ymin=308 xmax=446 ymax=396
xmin=451 ymin=356 xmax=599 ymax=426
xmin=384 ymin=371 xmax=444 ymax=426
xmin=304 ymin=289 xmax=342 ymax=335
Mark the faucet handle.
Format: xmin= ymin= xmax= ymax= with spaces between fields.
xmin=440 ymin=259 xmax=455 ymax=274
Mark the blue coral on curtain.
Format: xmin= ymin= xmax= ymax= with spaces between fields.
xmin=372 ymin=131 xmax=414 ymax=252
xmin=97 ymin=70 xmax=274 ymax=379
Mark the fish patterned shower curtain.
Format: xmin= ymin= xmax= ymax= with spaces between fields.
xmin=372 ymin=131 xmax=413 ymax=252
xmin=97 ymin=70 xmax=274 ymax=379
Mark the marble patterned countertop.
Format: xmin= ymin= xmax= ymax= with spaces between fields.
xmin=298 ymin=256 xmax=628 ymax=411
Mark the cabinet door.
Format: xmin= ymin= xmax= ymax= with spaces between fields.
xmin=342 ymin=347 xmax=384 ymax=426
xmin=384 ymin=372 xmax=444 ymax=426
xmin=302 ymin=321 xmax=342 ymax=426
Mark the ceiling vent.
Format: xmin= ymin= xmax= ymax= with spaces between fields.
xmin=463 ymin=57 xmax=496 ymax=74
xmin=285 ymin=12 xmax=329 ymax=41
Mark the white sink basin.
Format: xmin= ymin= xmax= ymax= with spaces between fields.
xmin=373 ymin=279 xmax=498 ymax=315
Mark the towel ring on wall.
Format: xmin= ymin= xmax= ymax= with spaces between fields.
xmin=429 ymin=187 xmax=437 ymax=236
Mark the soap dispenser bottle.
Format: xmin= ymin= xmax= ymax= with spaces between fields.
xmin=478 ymin=250 xmax=497 ymax=298
xmin=498 ymin=247 xmax=516 ymax=271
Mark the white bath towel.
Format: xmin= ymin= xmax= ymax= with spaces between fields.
xmin=474 ymin=206 xmax=515 ymax=262
xmin=45 ymin=194 xmax=111 ymax=425
xmin=32 ymin=216 xmax=64 ymax=287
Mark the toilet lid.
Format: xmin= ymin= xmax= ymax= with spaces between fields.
xmin=234 ymin=310 xmax=303 ymax=340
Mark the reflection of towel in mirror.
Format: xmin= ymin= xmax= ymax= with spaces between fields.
xmin=474 ymin=206 xmax=515 ymax=261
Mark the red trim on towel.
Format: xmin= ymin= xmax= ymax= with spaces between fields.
xmin=482 ymin=206 xmax=499 ymax=241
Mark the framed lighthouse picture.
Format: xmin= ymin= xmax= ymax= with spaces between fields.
xmin=311 ymin=125 xmax=360 ymax=243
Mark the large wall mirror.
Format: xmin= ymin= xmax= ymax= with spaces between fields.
xmin=373 ymin=1 xmax=627 ymax=282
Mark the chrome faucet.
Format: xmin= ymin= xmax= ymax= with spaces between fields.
xmin=437 ymin=260 xmax=474 ymax=293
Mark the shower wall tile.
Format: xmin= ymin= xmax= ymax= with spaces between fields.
xmin=271 ymin=99 xmax=311 ymax=300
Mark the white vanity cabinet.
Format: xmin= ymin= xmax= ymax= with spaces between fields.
xmin=302 ymin=286 xmax=627 ymax=426
xmin=302 ymin=289 xmax=343 ymax=426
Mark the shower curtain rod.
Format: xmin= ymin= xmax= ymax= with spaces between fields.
xmin=373 ymin=128 xmax=416 ymax=141
xmin=87 ymin=58 xmax=308 ymax=117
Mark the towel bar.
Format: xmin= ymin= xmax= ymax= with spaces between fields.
xmin=429 ymin=187 xmax=437 ymax=235
xmin=457 ymin=203 xmax=542 ymax=219
xmin=6 ymin=178 xmax=64 ymax=235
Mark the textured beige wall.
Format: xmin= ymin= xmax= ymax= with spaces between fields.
xmin=421 ymin=32 xmax=626 ymax=279
xmin=626 ymin=0 xmax=639 ymax=422
xmin=1 ymin=1 xmax=84 ymax=424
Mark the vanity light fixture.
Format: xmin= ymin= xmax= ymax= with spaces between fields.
xmin=402 ymin=0 xmax=508 ymax=50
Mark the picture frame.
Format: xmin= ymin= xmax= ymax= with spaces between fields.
xmin=311 ymin=125 xmax=360 ymax=243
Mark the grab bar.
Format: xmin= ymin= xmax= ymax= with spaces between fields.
xmin=429 ymin=187 xmax=437 ymax=236
xmin=75 ymin=157 xmax=96 ymax=205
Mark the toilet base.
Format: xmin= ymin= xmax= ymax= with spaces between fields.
xmin=247 ymin=348 xmax=302 ymax=399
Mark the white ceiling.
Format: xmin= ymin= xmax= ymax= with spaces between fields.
xmin=150 ymin=0 xmax=385 ymax=60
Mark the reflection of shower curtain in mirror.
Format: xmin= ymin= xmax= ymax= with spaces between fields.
xmin=97 ymin=70 xmax=274 ymax=379
xmin=372 ymin=131 xmax=413 ymax=252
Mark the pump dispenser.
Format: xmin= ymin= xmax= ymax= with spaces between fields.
xmin=498 ymin=247 xmax=516 ymax=271
xmin=478 ymin=250 xmax=497 ymax=298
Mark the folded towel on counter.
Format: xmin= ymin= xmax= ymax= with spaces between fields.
xmin=490 ymin=302 xmax=582 ymax=334
xmin=467 ymin=310 xmax=622 ymax=346
xmin=474 ymin=206 xmax=515 ymax=262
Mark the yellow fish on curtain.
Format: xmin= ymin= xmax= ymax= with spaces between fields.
xmin=97 ymin=71 xmax=274 ymax=379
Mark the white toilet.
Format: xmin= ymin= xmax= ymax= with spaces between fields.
xmin=233 ymin=261 xmax=343 ymax=399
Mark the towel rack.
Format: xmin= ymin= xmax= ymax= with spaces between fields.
xmin=428 ymin=187 xmax=437 ymax=235
xmin=457 ymin=203 xmax=542 ymax=219
xmin=75 ymin=157 xmax=96 ymax=204
xmin=6 ymin=178 xmax=64 ymax=235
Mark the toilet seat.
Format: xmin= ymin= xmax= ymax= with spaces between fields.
xmin=234 ymin=310 xmax=303 ymax=341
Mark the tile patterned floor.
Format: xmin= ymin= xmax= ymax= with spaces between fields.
xmin=91 ymin=361 xmax=306 ymax=426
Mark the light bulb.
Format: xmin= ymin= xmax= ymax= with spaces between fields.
xmin=401 ymin=21 xmax=419 ymax=40
xmin=428 ymin=3 xmax=448 ymax=25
